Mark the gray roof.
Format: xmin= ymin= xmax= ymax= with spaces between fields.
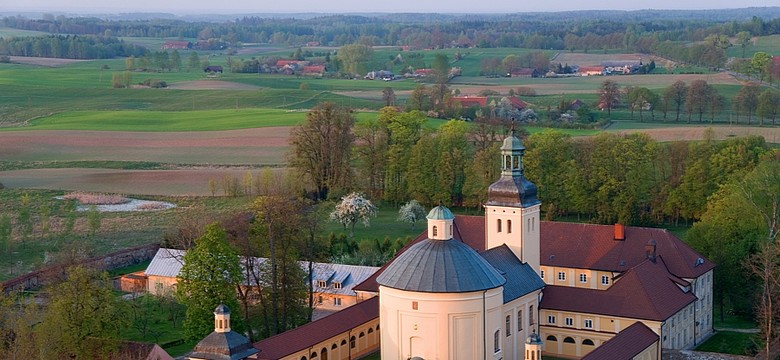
xmin=189 ymin=331 xmax=258 ymax=360
xmin=486 ymin=175 xmax=540 ymax=208
xmin=501 ymin=134 xmax=525 ymax=151
xmin=480 ymin=245 xmax=545 ymax=303
xmin=376 ymin=238 xmax=506 ymax=293
xmin=145 ymin=248 xmax=185 ymax=278
xmin=146 ymin=248 xmax=378 ymax=296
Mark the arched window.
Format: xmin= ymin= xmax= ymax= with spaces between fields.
xmin=505 ymin=315 xmax=511 ymax=336
xmin=497 ymin=219 xmax=502 ymax=232
xmin=513 ymin=156 xmax=519 ymax=169
xmin=432 ymin=226 xmax=438 ymax=237
xmin=301 ymin=357 xmax=307 ymax=360
xmin=321 ymin=348 xmax=328 ymax=360
xmin=341 ymin=340 xmax=347 ymax=346
xmin=583 ymin=339 xmax=595 ymax=346
xmin=310 ymin=353 xmax=317 ymax=358
xmin=505 ymin=155 xmax=511 ymax=169
xmin=493 ymin=330 xmax=500 ymax=353
xmin=517 ymin=310 xmax=523 ymax=331
xmin=368 ymin=328 xmax=374 ymax=334
xmin=507 ymin=219 xmax=512 ymax=233
xmin=331 ymin=344 xmax=337 ymax=350
xmin=376 ymin=324 xmax=380 ymax=330
xmin=350 ymin=336 xmax=356 ymax=349
xmin=546 ymin=335 xmax=558 ymax=341
xmin=564 ymin=337 xmax=575 ymax=344
xmin=359 ymin=332 xmax=365 ymax=338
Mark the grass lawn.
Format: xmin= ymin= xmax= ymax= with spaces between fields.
xmin=121 ymin=294 xmax=192 ymax=356
xmin=322 ymin=204 xmax=426 ymax=243
xmin=714 ymin=313 xmax=757 ymax=330
xmin=695 ymin=331 xmax=756 ymax=356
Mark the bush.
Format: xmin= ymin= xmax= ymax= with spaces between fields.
xmin=0 ymin=56 xmax=10 ymax=63
xmin=142 ymin=79 xmax=168 ymax=88
xmin=62 ymin=192 xmax=129 ymax=205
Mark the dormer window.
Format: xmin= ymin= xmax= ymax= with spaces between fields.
xmin=317 ymin=280 xmax=327 ymax=288
xmin=333 ymin=282 xmax=342 ymax=289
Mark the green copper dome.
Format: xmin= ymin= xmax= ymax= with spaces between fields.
xmin=427 ymin=205 xmax=455 ymax=220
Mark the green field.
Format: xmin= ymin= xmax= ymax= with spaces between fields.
xmin=0 ymin=27 xmax=49 ymax=38
xmin=726 ymin=34 xmax=780 ymax=58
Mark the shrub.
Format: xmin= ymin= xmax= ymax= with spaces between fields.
xmin=142 ymin=79 xmax=168 ymax=88
xmin=62 ymin=192 xmax=129 ymax=205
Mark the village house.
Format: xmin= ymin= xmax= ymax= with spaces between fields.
xmin=144 ymin=248 xmax=379 ymax=313
xmin=451 ymin=95 xmax=488 ymax=108
xmin=577 ymin=66 xmax=604 ymax=76
xmin=162 ymin=41 xmax=192 ymax=50
xmin=510 ymin=68 xmax=539 ymax=78
xmin=251 ymin=130 xmax=713 ymax=360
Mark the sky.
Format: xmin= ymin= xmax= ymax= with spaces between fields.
xmin=4 ymin=0 xmax=779 ymax=15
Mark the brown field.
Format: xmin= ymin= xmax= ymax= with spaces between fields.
xmin=167 ymin=80 xmax=261 ymax=90
xmin=0 ymin=168 xmax=288 ymax=196
xmin=615 ymin=126 xmax=780 ymax=143
xmin=0 ymin=128 xmax=290 ymax=165
xmin=553 ymin=52 xmax=657 ymax=66
xmin=8 ymin=56 xmax=87 ymax=67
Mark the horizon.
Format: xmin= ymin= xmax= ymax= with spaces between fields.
xmin=3 ymin=2 xmax=778 ymax=16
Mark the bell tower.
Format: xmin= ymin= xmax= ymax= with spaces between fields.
xmin=485 ymin=127 xmax=541 ymax=273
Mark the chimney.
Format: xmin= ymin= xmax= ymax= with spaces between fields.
xmin=614 ymin=223 xmax=625 ymax=241
xmin=645 ymin=239 xmax=657 ymax=262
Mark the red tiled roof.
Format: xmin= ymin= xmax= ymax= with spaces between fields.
xmin=276 ymin=60 xmax=299 ymax=67
xmin=579 ymin=66 xmax=604 ymax=73
xmin=354 ymin=216 xmax=713 ymax=298
xmin=540 ymin=221 xmax=714 ymax=278
xmin=511 ymin=68 xmax=536 ymax=76
xmin=452 ymin=96 xmax=488 ymax=108
xmin=253 ymin=297 xmax=379 ymax=360
xmin=540 ymin=256 xmax=697 ymax=321
xmin=581 ymin=322 xmax=658 ymax=360
xmin=302 ymin=65 xmax=325 ymax=73
xmin=507 ymin=96 xmax=527 ymax=109
xmin=353 ymin=216 xmax=486 ymax=293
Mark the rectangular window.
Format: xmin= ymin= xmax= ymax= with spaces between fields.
xmin=317 ymin=280 xmax=327 ymax=288
xmin=506 ymin=315 xmax=511 ymax=336
xmin=547 ymin=315 xmax=556 ymax=324
xmin=579 ymin=273 xmax=587 ymax=283
xmin=529 ymin=306 xmax=534 ymax=325
xmin=412 ymin=301 xmax=418 ymax=310
xmin=601 ymin=275 xmax=610 ymax=285
xmin=565 ymin=317 xmax=573 ymax=326
xmin=584 ymin=319 xmax=593 ymax=329
xmin=558 ymin=272 xmax=566 ymax=281
xmin=517 ymin=310 xmax=523 ymax=331
xmin=334 ymin=297 xmax=342 ymax=306
xmin=334 ymin=282 xmax=342 ymax=289
xmin=318 ymin=295 xmax=323 ymax=304
xmin=494 ymin=330 xmax=500 ymax=353
xmin=507 ymin=219 xmax=512 ymax=234
xmin=497 ymin=219 xmax=502 ymax=233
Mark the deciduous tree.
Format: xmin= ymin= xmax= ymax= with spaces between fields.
xmin=598 ymin=79 xmax=621 ymax=116
xmin=330 ymin=192 xmax=378 ymax=237
xmin=289 ymin=102 xmax=355 ymax=200
xmin=176 ymin=223 xmax=243 ymax=341
xmin=397 ymin=200 xmax=426 ymax=228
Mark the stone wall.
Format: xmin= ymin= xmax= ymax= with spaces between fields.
xmin=2 ymin=243 xmax=160 ymax=293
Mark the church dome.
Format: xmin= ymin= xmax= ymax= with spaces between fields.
xmin=427 ymin=205 xmax=454 ymax=220
xmin=376 ymin=238 xmax=505 ymax=293
xmin=487 ymin=176 xmax=540 ymax=207
xmin=526 ymin=330 xmax=542 ymax=345
xmin=214 ymin=304 xmax=230 ymax=315
xmin=501 ymin=135 xmax=525 ymax=151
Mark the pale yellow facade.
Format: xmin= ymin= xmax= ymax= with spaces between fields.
xmin=147 ymin=274 xmax=178 ymax=296
xmin=379 ymin=286 xmax=506 ymax=360
xmin=278 ymin=318 xmax=380 ymax=360
xmin=539 ymin=266 xmax=616 ymax=290
xmin=485 ymin=204 xmax=541 ymax=274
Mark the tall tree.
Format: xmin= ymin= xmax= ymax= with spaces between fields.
xmin=187 ymin=51 xmax=200 ymax=72
xmin=662 ymin=80 xmax=688 ymax=122
xmin=337 ymin=44 xmax=373 ymax=75
xmin=37 ymin=266 xmax=129 ymax=359
xmin=686 ymin=79 xmax=716 ymax=123
xmin=736 ymin=31 xmax=752 ymax=58
xmin=176 ymin=223 xmax=243 ymax=341
xmin=354 ymin=116 xmax=389 ymax=199
xmin=289 ymin=102 xmax=355 ymax=200
xmin=330 ymin=192 xmax=378 ymax=237
xmin=431 ymin=53 xmax=451 ymax=111
xmin=382 ymin=86 xmax=396 ymax=106
xmin=525 ymin=130 xmax=577 ymax=219
xmin=598 ymin=79 xmax=621 ymax=116
xmin=757 ymin=89 xmax=780 ymax=126
xmin=170 ymin=49 xmax=182 ymax=71
xmin=733 ymin=83 xmax=761 ymax=124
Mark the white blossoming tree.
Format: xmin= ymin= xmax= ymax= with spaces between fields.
xmin=397 ymin=200 xmax=426 ymax=228
xmin=330 ymin=192 xmax=378 ymax=237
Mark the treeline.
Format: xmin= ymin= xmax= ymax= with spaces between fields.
xmin=0 ymin=35 xmax=146 ymax=59
xmin=290 ymin=103 xmax=775 ymax=228
xmin=3 ymin=12 xmax=780 ymax=51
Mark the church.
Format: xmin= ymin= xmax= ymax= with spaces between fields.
xmin=253 ymin=130 xmax=714 ymax=360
